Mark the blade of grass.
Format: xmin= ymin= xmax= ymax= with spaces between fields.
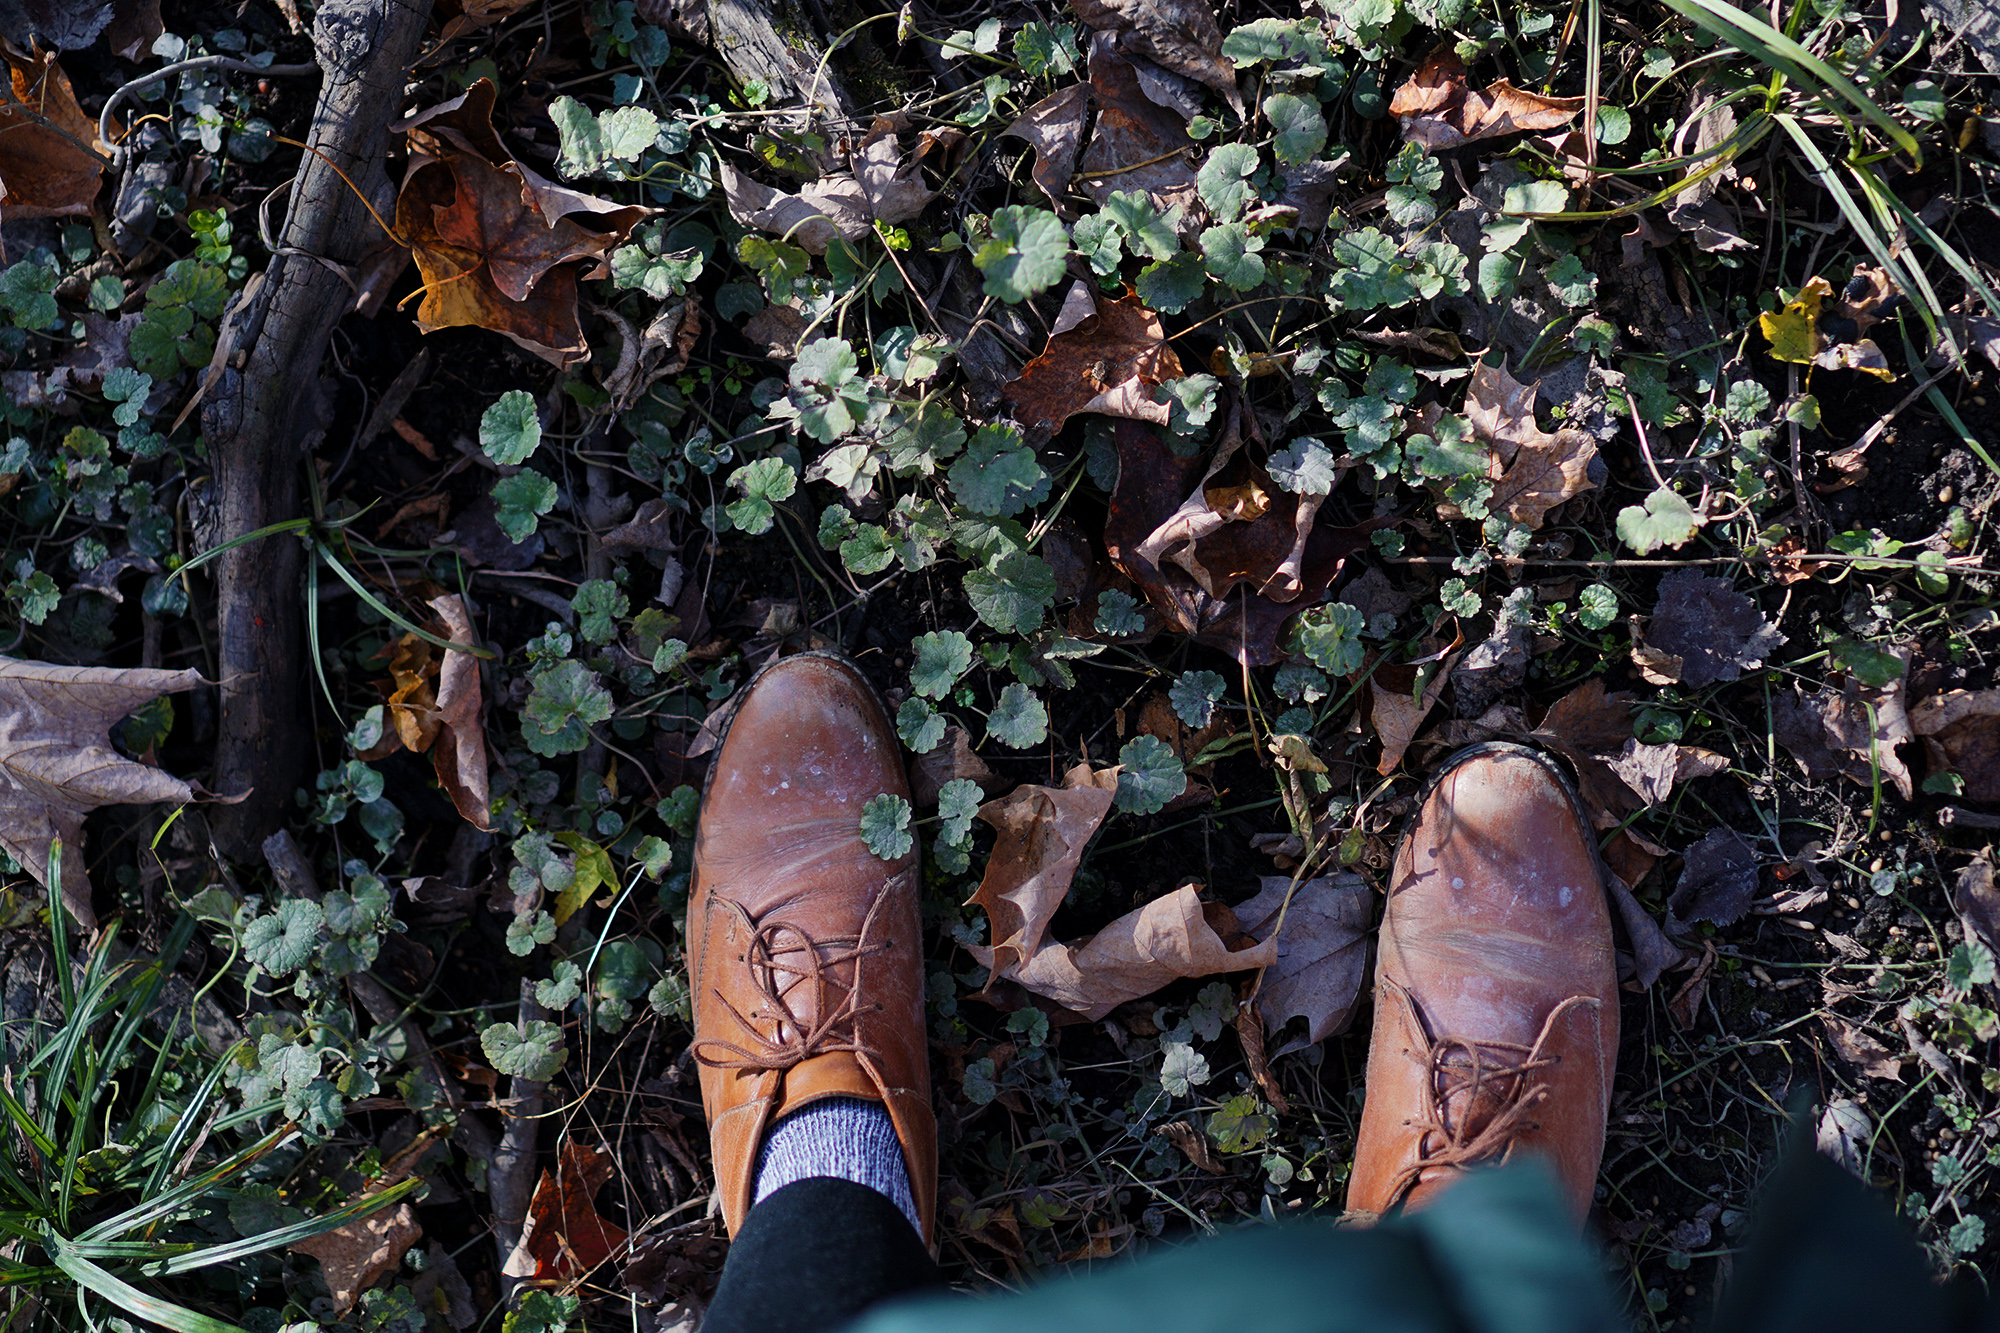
xmin=314 ymin=540 xmax=496 ymax=659
xmin=143 ymin=1176 xmax=424 ymax=1275
xmin=1664 ymin=0 xmax=1920 ymax=165
xmin=1771 ymin=115 xmax=1938 ymax=346
xmin=45 ymin=1227 xmax=252 ymax=1333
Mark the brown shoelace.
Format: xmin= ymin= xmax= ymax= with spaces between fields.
xmin=692 ymin=891 xmax=892 ymax=1077
xmin=1384 ymin=985 xmax=1601 ymax=1205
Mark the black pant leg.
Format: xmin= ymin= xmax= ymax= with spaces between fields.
xmin=702 ymin=1178 xmax=944 ymax=1333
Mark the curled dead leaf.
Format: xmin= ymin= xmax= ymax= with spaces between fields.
xmin=1390 ymin=46 xmax=1584 ymax=149
xmin=964 ymin=763 xmax=1277 ymax=1017
xmin=1003 ymin=286 xmax=1184 ymax=432
xmin=502 ymin=1141 xmax=630 ymax=1281
xmin=1003 ymin=84 xmax=1090 ymax=211
xmin=394 ymin=80 xmax=652 ymax=366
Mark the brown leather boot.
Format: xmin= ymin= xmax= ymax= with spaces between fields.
xmin=687 ymin=651 xmax=936 ymax=1243
xmin=1346 ymin=743 xmax=1618 ymax=1226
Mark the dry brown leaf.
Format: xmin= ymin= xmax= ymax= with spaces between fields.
xmin=1822 ymin=1015 xmax=1905 ymax=1082
xmin=1155 ymin=1120 xmax=1226 ymax=1174
xmin=0 ymin=656 xmax=204 ymax=927
xmin=1075 ymin=38 xmax=1201 ymax=218
xmin=1954 ymin=856 xmax=2000 ymax=969
xmin=1669 ymin=828 xmax=1758 ymax=930
xmin=289 ymin=1203 xmax=422 ymax=1315
xmin=1606 ymin=873 xmax=1683 ymax=988
xmin=1466 ymin=362 xmax=1597 ymax=529
xmin=1910 ymin=689 xmax=2000 ymax=804
xmin=1370 ymin=653 xmax=1458 ymax=775
xmin=1772 ymin=654 xmax=1914 ymax=801
xmin=104 ymin=0 xmax=163 ymax=60
xmin=1232 ymin=873 xmax=1374 ymax=1054
xmin=503 ymin=1141 xmax=629 ymax=1281
xmin=1002 ymin=84 xmax=1090 ymax=211
xmin=967 ymin=762 xmax=1121 ymax=979
xmin=430 ymin=593 xmax=491 ymax=830
xmin=0 ymin=46 xmax=104 ymax=219
xmin=973 ymin=882 xmax=1278 ymax=1019
xmin=722 ymin=121 xmax=953 ymax=255
xmin=1390 ymin=47 xmax=1583 ymax=149
xmin=394 ymin=80 xmax=651 ymax=366
xmin=433 ymin=0 xmax=538 ymax=42
xmin=911 ymin=725 xmax=1000 ymax=807
xmin=856 ymin=114 xmax=962 ymax=224
xmin=1004 ymin=287 xmax=1184 ymax=432
xmin=965 ymin=764 xmax=1277 ymax=1016
xmin=1532 ymin=678 xmax=1639 ymax=830
xmin=1646 ymin=569 xmax=1784 ymax=688
xmin=1071 ymin=0 xmax=1245 ymax=118
xmin=1104 ymin=420 xmax=1366 ymax=667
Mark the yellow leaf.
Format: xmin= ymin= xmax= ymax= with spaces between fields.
xmin=551 ymin=832 xmax=614 ymax=925
xmin=1758 ymin=276 xmax=1831 ymax=365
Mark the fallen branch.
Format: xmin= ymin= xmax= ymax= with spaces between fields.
xmin=200 ymin=0 xmax=432 ymax=854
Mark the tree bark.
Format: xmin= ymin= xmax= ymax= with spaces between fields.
xmin=201 ymin=0 xmax=432 ymax=854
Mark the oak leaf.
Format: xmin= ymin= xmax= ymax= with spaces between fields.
xmin=0 ymin=46 xmax=104 ymax=219
xmin=394 ymin=80 xmax=652 ymax=366
xmin=1390 ymin=47 xmax=1584 ymax=149
xmin=1003 ymin=286 xmax=1184 ymax=433
xmin=0 ymin=655 xmax=203 ymax=927
xmin=1466 ymin=361 xmax=1598 ymax=529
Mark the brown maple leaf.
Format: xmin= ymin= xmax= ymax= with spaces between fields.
xmin=1466 ymin=361 xmax=1598 ymax=529
xmin=0 ymin=46 xmax=105 ymax=219
xmin=393 ymin=80 xmax=651 ymax=366
xmin=1390 ymin=47 xmax=1584 ymax=150
xmin=0 ymin=656 xmax=204 ymax=927
xmin=1004 ymin=285 xmax=1183 ymax=432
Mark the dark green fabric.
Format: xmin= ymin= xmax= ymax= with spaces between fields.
xmin=849 ymin=1163 xmax=1623 ymax=1333
xmin=1706 ymin=1119 xmax=1950 ymax=1333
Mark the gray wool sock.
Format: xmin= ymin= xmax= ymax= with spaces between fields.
xmin=752 ymin=1097 xmax=921 ymax=1235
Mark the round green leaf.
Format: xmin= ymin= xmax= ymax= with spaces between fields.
xmin=1263 ymin=93 xmax=1327 ymax=165
xmin=974 ymin=205 xmax=1070 ymax=303
xmin=987 ymin=682 xmax=1049 ymax=749
xmin=1115 ymin=734 xmax=1186 ymax=814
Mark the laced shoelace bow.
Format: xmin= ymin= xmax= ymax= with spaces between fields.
xmin=692 ymin=890 xmax=894 ymax=1079
xmin=1383 ymin=985 xmax=1601 ymax=1205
